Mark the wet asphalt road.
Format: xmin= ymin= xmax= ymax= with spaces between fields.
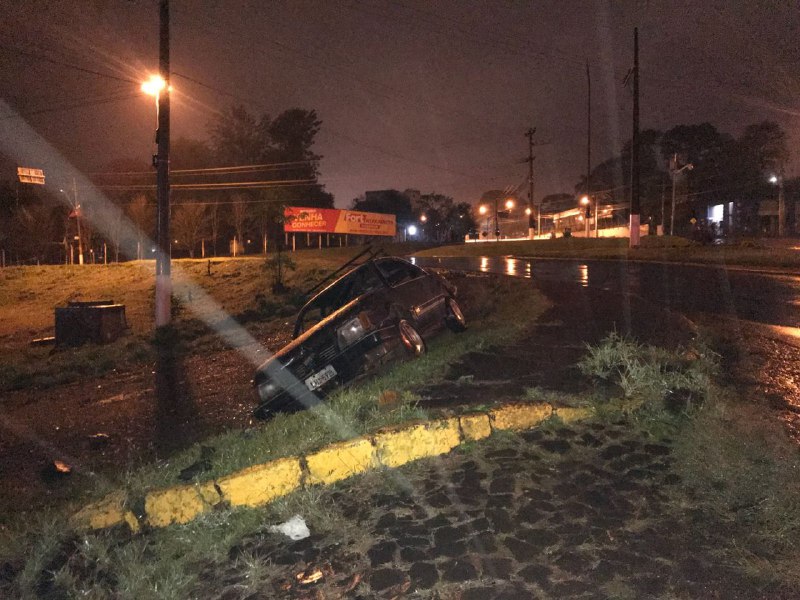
xmin=413 ymin=256 xmax=800 ymax=330
xmin=415 ymin=255 xmax=800 ymax=440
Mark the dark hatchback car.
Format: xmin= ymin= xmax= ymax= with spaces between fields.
xmin=253 ymin=257 xmax=466 ymax=418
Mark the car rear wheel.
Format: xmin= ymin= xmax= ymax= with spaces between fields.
xmin=398 ymin=319 xmax=426 ymax=357
xmin=445 ymin=297 xmax=467 ymax=332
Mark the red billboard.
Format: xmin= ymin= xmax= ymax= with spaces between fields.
xmin=284 ymin=207 xmax=396 ymax=237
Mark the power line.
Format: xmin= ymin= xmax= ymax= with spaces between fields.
xmin=88 ymin=160 xmax=316 ymax=177
xmin=96 ymin=179 xmax=318 ymax=191
xmin=0 ymin=40 xmax=139 ymax=84
xmin=0 ymin=92 xmax=139 ymax=120
xmin=99 ymin=185 xmax=322 ymax=202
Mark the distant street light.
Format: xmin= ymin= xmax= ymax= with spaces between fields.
xmin=579 ymin=195 xmax=591 ymax=236
xmin=420 ymin=214 xmax=428 ymax=222
xmin=479 ymin=197 xmax=515 ymax=241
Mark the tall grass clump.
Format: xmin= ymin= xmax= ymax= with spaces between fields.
xmin=578 ymin=332 xmax=718 ymax=415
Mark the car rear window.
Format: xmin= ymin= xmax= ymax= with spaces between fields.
xmin=376 ymin=258 xmax=425 ymax=287
xmin=295 ymin=263 xmax=385 ymax=335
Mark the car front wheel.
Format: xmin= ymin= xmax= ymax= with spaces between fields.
xmin=445 ymin=297 xmax=467 ymax=332
xmin=398 ymin=319 xmax=426 ymax=357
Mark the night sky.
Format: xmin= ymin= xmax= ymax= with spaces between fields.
xmin=2 ymin=0 xmax=799 ymax=207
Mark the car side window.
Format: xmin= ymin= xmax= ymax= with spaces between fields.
xmin=377 ymin=259 xmax=425 ymax=287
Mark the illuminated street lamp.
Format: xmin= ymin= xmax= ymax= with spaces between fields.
xmin=420 ymin=214 xmax=428 ymax=222
xmin=141 ymin=74 xmax=167 ymax=96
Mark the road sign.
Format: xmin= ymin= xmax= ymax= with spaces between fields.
xmin=17 ymin=167 xmax=45 ymax=185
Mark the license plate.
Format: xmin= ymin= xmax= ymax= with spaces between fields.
xmin=305 ymin=365 xmax=337 ymax=391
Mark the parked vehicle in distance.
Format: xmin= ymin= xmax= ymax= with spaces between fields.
xmin=253 ymin=257 xmax=466 ymax=418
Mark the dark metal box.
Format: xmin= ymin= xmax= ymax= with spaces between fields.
xmin=55 ymin=301 xmax=128 ymax=346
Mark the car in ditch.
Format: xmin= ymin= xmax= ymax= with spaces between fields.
xmin=253 ymin=256 xmax=466 ymax=418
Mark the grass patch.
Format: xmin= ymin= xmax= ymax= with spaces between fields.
xmin=578 ymin=331 xmax=718 ymax=418
xmin=671 ymin=385 xmax=800 ymax=588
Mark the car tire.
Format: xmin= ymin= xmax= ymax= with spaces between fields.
xmin=398 ymin=319 xmax=426 ymax=357
xmin=445 ymin=297 xmax=467 ymax=332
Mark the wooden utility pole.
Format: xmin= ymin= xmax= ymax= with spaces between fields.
xmin=154 ymin=0 xmax=171 ymax=327
xmin=629 ymin=27 xmax=641 ymax=248
xmin=525 ymin=127 xmax=536 ymax=238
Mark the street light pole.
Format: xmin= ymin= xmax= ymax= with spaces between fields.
xmin=154 ymin=0 xmax=171 ymax=328
xmin=72 ymin=177 xmax=83 ymax=266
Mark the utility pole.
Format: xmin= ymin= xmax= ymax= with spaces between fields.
xmin=525 ymin=127 xmax=536 ymax=238
xmin=154 ymin=0 xmax=171 ymax=328
xmin=629 ymin=27 xmax=641 ymax=248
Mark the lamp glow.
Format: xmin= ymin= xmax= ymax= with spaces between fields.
xmin=141 ymin=75 xmax=168 ymax=96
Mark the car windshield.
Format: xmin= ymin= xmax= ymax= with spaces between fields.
xmin=294 ymin=262 xmax=385 ymax=336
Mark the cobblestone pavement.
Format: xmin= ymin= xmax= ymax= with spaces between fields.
xmin=201 ymin=419 xmax=791 ymax=599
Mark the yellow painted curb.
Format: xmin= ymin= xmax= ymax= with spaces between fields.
xmin=374 ymin=418 xmax=461 ymax=468
xmin=490 ymin=402 xmax=553 ymax=431
xmin=217 ymin=456 xmax=302 ymax=508
xmin=72 ymin=399 xmax=599 ymax=532
xmin=145 ymin=481 xmax=221 ymax=528
xmin=71 ymin=491 xmax=138 ymax=532
xmin=459 ymin=413 xmax=492 ymax=441
xmin=306 ymin=437 xmax=378 ymax=485
xmin=554 ymin=406 xmax=594 ymax=423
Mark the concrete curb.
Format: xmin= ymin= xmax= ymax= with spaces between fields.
xmin=71 ymin=402 xmax=594 ymax=533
